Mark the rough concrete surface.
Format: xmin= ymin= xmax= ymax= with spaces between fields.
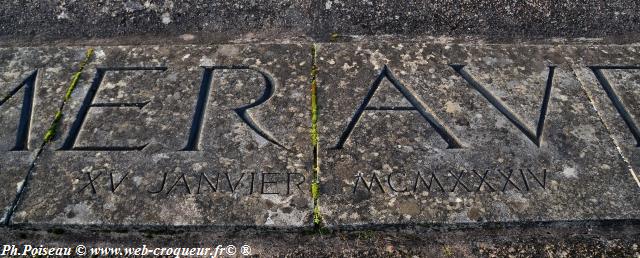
xmin=1 ymin=1 xmax=640 ymax=45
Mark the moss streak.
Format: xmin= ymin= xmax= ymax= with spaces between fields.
xmin=4 ymin=48 xmax=95 ymax=225
xmin=310 ymin=44 xmax=322 ymax=228
xmin=43 ymin=48 xmax=93 ymax=143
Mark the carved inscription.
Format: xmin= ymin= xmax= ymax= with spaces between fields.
xmin=589 ymin=66 xmax=640 ymax=147
xmin=53 ymin=66 xmax=287 ymax=152
xmin=182 ymin=66 xmax=286 ymax=151
xmin=333 ymin=65 xmax=463 ymax=149
xmin=2 ymin=58 xmax=638 ymax=205
xmin=77 ymin=171 xmax=129 ymax=194
xmin=452 ymin=65 xmax=556 ymax=147
xmin=76 ymin=171 xmax=307 ymax=196
xmin=352 ymin=168 xmax=547 ymax=194
xmin=2 ymin=63 xmax=638 ymax=152
xmin=0 ymin=70 xmax=37 ymax=151
xmin=61 ymin=67 xmax=167 ymax=151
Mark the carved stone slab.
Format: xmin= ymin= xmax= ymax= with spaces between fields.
xmin=2 ymin=43 xmax=639 ymax=228
xmin=317 ymin=43 xmax=639 ymax=225
xmin=11 ymin=45 xmax=312 ymax=226
xmin=0 ymin=48 xmax=85 ymax=224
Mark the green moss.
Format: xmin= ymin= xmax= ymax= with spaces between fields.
xmin=311 ymin=181 xmax=320 ymax=225
xmin=64 ymin=48 xmax=93 ymax=101
xmin=311 ymin=181 xmax=320 ymax=197
xmin=43 ymin=111 xmax=62 ymax=143
xmin=310 ymin=44 xmax=322 ymax=228
xmin=330 ymin=32 xmax=340 ymax=42
xmin=302 ymin=226 xmax=331 ymax=235
xmin=42 ymin=48 xmax=94 ymax=142
xmin=64 ymin=73 xmax=81 ymax=101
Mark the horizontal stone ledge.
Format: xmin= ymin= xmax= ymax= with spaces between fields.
xmin=0 ymin=44 xmax=637 ymax=227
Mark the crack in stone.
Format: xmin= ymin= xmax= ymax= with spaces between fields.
xmin=2 ymin=48 xmax=94 ymax=226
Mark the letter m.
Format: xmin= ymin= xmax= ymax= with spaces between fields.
xmin=0 ymin=70 xmax=38 ymax=151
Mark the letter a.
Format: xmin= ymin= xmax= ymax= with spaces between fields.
xmin=333 ymin=65 xmax=463 ymax=149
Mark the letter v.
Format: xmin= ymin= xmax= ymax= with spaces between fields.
xmin=451 ymin=64 xmax=556 ymax=147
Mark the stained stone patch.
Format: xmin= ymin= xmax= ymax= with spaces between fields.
xmin=0 ymin=48 xmax=87 ymax=224
xmin=317 ymin=43 xmax=639 ymax=225
xmin=11 ymin=45 xmax=312 ymax=226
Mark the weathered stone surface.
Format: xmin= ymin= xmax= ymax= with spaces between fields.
xmin=3 ymin=43 xmax=639 ymax=230
xmin=571 ymin=46 xmax=640 ymax=186
xmin=317 ymin=43 xmax=639 ymax=225
xmin=0 ymin=48 xmax=86 ymax=224
xmin=12 ymin=45 xmax=312 ymax=226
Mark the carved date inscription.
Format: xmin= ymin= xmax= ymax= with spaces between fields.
xmin=352 ymin=168 xmax=547 ymax=194
xmin=76 ymin=171 xmax=307 ymax=196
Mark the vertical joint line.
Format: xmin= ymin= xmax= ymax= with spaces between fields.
xmin=310 ymin=44 xmax=322 ymax=228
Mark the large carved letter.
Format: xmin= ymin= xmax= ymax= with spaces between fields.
xmin=589 ymin=65 xmax=640 ymax=147
xmin=452 ymin=64 xmax=555 ymax=147
xmin=60 ymin=67 xmax=167 ymax=150
xmin=0 ymin=70 xmax=37 ymax=151
xmin=333 ymin=65 xmax=463 ymax=149
xmin=182 ymin=66 xmax=286 ymax=151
